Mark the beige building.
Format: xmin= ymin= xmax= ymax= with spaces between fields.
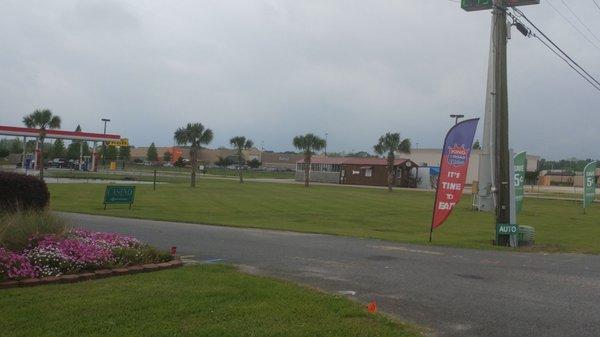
xmin=130 ymin=146 xmax=261 ymax=164
xmin=398 ymin=148 xmax=540 ymax=184
xmin=260 ymin=152 xmax=304 ymax=170
xmin=544 ymin=168 xmax=600 ymax=187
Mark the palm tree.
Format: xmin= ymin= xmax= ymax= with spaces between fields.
xmin=230 ymin=136 xmax=254 ymax=183
xmin=174 ymin=123 xmax=214 ymax=187
xmin=23 ymin=109 xmax=61 ymax=180
xmin=374 ymin=132 xmax=411 ymax=192
xmin=293 ymin=133 xmax=326 ymax=187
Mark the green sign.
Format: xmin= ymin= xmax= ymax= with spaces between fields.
xmin=497 ymin=223 xmax=519 ymax=235
xmin=496 ymin=223 xmax=519 ymax=246
xmin=461 ymin=0 xmax=540 ymax=12
xmin=514 ymin=151 xmax=526 ymax=213
xmin=583 ymin=161 xmax=597 ymax=210
xmin=104 ymin=185 xmax=136 ymax=210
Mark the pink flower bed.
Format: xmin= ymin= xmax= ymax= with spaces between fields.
xmin=1 ymin=229 xmax=168 ymax=281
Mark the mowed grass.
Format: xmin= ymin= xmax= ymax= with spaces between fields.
xmin=49 ymin=179 xmax=600 ymax=254
xmin=0 ymin=265 xmax=419 ymax=337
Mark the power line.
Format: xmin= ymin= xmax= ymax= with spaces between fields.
xmin=533 ymin=33 xmax=600 ymax=92
xmin=593 ymin=0 xmax=600 ymax=11
xmin=559 ymin=0 xmax=600 ymax=45
xmin=512 ymin=8 xmax=600 ymax=93
xmin=546 ymin=0 xmax=600 ymax=50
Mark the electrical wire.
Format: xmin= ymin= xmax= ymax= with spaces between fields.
xmin=532 ymin=33 xmax=600 ymax=92
xmin=546 ymin=0 xmax=600 ymax=50
xmin=513 ymin=7 xmax=600 ymax=89
xmin=559 ymin=0 xmax=600 ymax=45
xmin=592 ymin=0 xmax=600 ymax=11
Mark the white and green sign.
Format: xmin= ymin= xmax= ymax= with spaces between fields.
xmin=583 ymin=161 xmax=597 ymax=210
xmin=496 ymin=223 xmax=519 ymax=245
xmin=514 ymin=151 xmax=526 ymax=213
xmin=104 ymin=185 xmax=136 ymax=210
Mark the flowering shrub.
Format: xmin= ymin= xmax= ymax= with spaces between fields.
xmin=0 ymin=229 xmax=171 ymax=281
xmin=0 ymin=247 xmax=37 ymax=279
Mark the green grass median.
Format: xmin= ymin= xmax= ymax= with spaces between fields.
xmin=48 ymin=179 xmax=600 ymax=254
xmin=0 ymin=265 xmax=419 ymax=337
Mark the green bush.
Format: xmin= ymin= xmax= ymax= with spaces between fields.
xmin=0 ymin=211 xmax=67 ymax=251
xmin=112 ymin=245 xmax=172 ymax=266
xmin=0 ymin=172 xmax=50 ymax=212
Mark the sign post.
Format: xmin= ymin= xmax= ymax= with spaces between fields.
xmin=583 ymin=161 xmax=597 ymax=213
xmin=104 ymin=185 xmax=136 ymax=210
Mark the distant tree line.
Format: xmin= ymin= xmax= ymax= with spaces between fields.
xmin=539 ymin=158 xmax=599 ymax=173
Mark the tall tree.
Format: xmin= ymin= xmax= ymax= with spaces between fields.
xmin=119 ymin=146 xmax=131 ymax=161
xmin=163 ymin=151 xmax=172 ymax=163
xmin=374 ymin=132 xmax=411 ymax=192
xmin=293 ymin=133 xmax=326 ymax=187
xmin=66 ymin=125 xmax=90 ymax=160
xmin=230 ymin=136 xmax=254 ymax=183
xmin=473 ymin=139 xmax=481 ymax=150
xmin=22 ymin=109 xmax=61 ymax=180
xmin=106 ymin=145 xmax=118 ymax=161
xmin=174 ymin=123 xmax=214 ymax=187
xmin=51 ymin=139 xmax=66 ymax=159
xmin=146 ymin=142 xmax=159 ymax=162
xmin=9 ymin=138 xmax=23 ymax=154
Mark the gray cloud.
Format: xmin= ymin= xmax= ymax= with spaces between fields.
xmin=1 ymin=0 xmax=599 ymax=159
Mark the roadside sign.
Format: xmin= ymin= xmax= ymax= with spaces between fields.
xmin=461 ymin=0 xmax=540 ymax=12
xmin=107 ymin=138 xmax=129 ymax=147
xmin=496 ymin=223 xmax=519 ymax=246
xmin=430 ymin=118 xmax=479 ymax=241
xmin=583 ymin=161 xmax=597 ymax=211
xmin=514 ymin=151 xmax=526 ymax=213
xmin=104 ymin=185 xmax=135 ymax=210
xmin=497 ymin=223 xmax=519 ymax=235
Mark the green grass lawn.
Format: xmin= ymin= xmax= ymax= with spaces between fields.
xmin=45 ymin=167 xmax=294 ymax=182
xmin=48 ymin=179 xmax=600 ymax=254
xmin=123 ymin=164 xmax=295 ymax=179
xmin=0 ymin=265 xmax=418 ymax=337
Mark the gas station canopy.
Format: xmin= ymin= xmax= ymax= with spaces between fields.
xmin=0 ymin=125 xmax=121 ymax=142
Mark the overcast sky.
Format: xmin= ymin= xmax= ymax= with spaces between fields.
xmin=1 ymin=0 xmax=599 ymax=159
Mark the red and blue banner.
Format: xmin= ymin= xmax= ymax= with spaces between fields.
xmin=430 ymin=118 xmax=479 ymax=235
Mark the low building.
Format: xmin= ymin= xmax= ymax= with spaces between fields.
xmin=261 ymin=151 xmax=304 ymax=170
xmin=295 ymin=157 xmax=419 ymax=187
xmin=398 ymin=148 xmax=540 ymax=183
xmin=542 ymin=168 xmax=600 ymax=187
xmin=130 ymin=146 xmax=260 ymax=164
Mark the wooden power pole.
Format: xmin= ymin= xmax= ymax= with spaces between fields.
xmin=492 ymin=3 xmax=511 ymax=227
xmin=462 ymin=0 xmax=540 ymax=245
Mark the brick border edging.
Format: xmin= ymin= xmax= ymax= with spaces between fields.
xmin=0 ymin=259 xmax=183 ymax=289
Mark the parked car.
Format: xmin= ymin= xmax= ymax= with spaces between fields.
xmin=46 ymin=158 xmax=67 ymax=168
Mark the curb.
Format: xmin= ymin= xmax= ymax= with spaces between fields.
xmin=0 ymin=259 xmax=183 ymax=289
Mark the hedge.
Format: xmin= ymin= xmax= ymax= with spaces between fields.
xmin=0 ymin=172 xmax=50 ymax=212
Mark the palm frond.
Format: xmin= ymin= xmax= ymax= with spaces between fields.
xmin=398 ymin=138 xmax=411 ymax=154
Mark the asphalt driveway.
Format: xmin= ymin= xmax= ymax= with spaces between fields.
xmin=61 ymin=212 xmax=600 ymax=337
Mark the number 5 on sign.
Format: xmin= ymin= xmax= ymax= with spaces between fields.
xmin=583 ymin=161 xmax=597 ymax=212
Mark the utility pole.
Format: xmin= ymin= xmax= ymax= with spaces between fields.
xmin=324 ymin=132 xmax=328 ymax=156
xmin=463 ymin=0 xmax=540 ymax=245
xmin=492 ymin=1 xmax=511 ymax=227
